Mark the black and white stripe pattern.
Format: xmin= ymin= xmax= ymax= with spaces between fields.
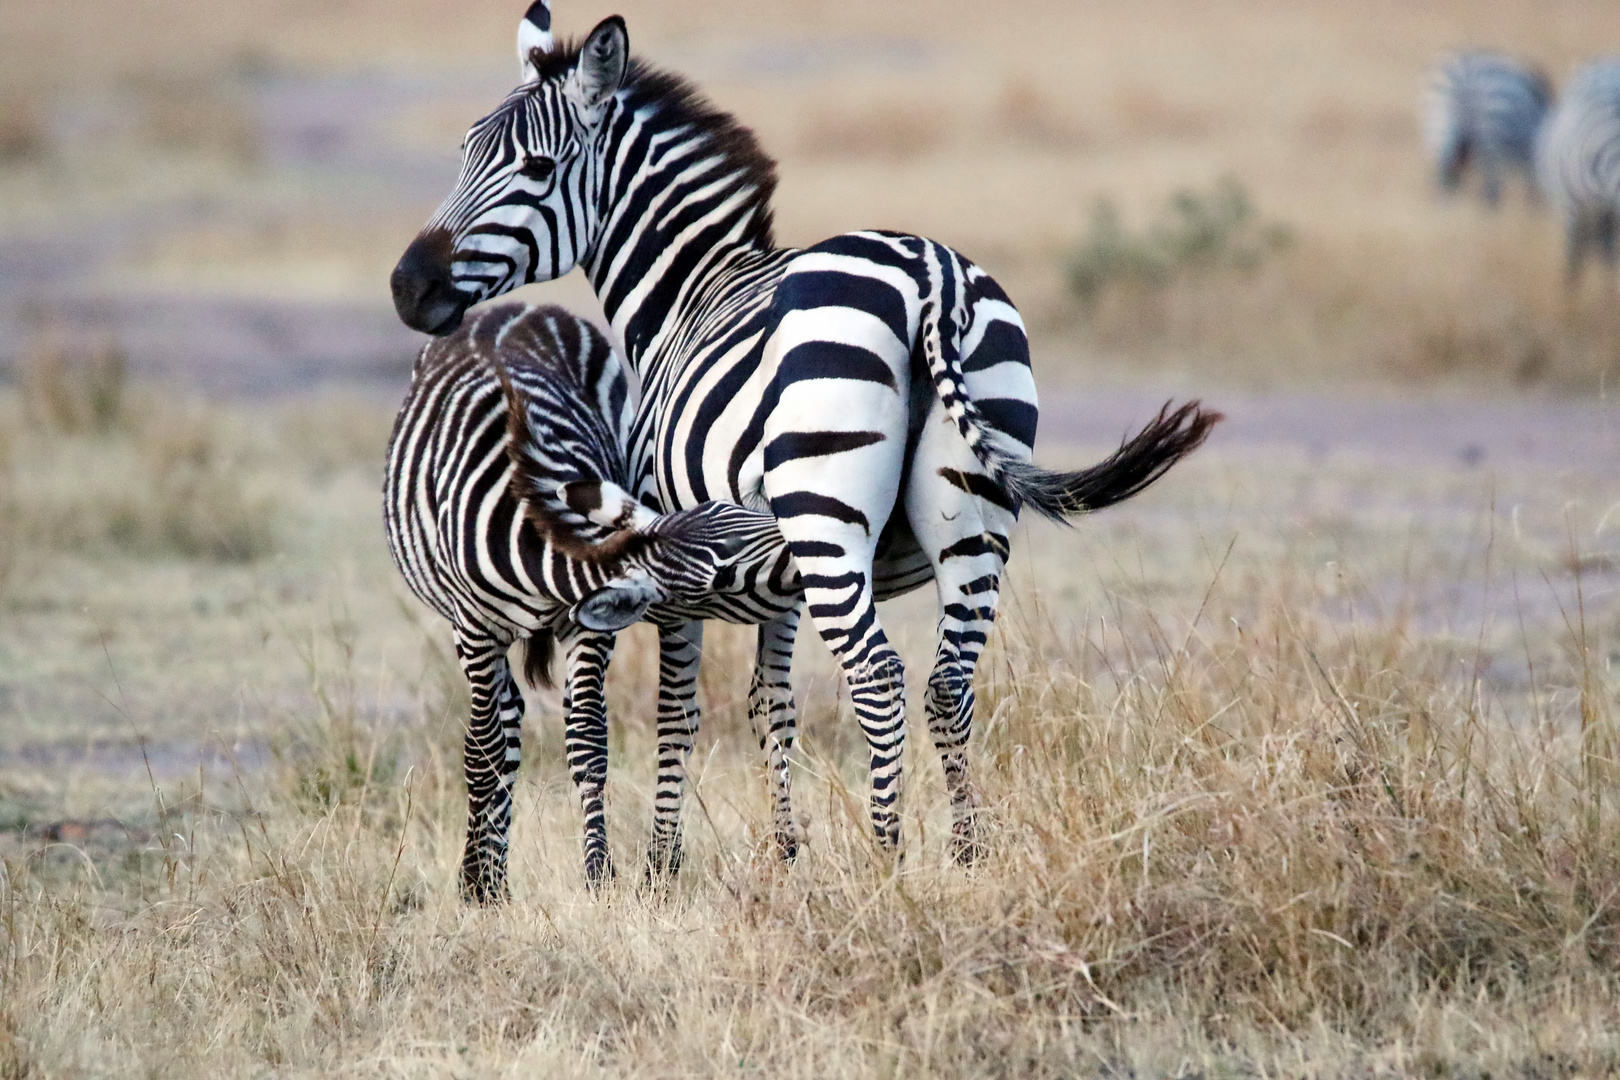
xmin=384 ymin=301 xmax=794 ymax=900
xmin=392 ymin=10 xmax=1217 ymax=878
xmin=1537 ymin=58 xmax=1620 ymax=285
xmin=1423 ymin=51 xmax=1551 ymax=206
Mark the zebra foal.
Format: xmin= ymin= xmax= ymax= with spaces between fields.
xmin=385 ymin=301 xmax=793 ymax=901
xmin=1536 ymin=58 xmax=1620 ymax=286
xmin=1423 ymin=50 xmax=1551 ymax=206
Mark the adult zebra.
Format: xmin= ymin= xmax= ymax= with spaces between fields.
xmin=1537 ymin=58 xmax=1620 ymax=286
xmin=1422 ymin=51 xmax=1552 ymax=206
xmin=386 ymin=301 xmax=796 ymax=901
xmin=391 ymin=2 xmax=1218 ymax=879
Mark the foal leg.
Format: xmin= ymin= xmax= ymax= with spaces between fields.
xmin=647 ymin=620 xmax=703 ymax=877
xmin=748 ymin=606 xmax=803 ymax=859
xmin=453 ymin=624 xmax=525 ymax=904
xmin=560 ymin=630 xmax=617 ymax=887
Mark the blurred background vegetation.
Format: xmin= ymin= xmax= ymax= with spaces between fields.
xmin=3 ymin=0 xmax=1620 ymax=394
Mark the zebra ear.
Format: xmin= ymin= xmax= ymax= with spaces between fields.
xmin=573 ymin=574 xmax=662 ymax=632
xmin=517 ymin=0 xmax=554 ymax=82
xmin=572 ymin=15 xmax=628 ymax=109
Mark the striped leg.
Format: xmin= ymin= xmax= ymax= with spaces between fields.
xmin=761 ymin=314 xmax=911 ymax=852
xmin=454 ymin=625 xmax=525 ymax=905
xmin=906 ymin=394 xmax=1018 ymax=863
xmin=648 ymin=620 xmax=703 ymax=877
xmin=561 ymin=630 xmax=617 ymax=887
xmin=771 ymin=511 xmax=908 ymax=852
xmin=748 ymin=607 xmax=802 ymax=859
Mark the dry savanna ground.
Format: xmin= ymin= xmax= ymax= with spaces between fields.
xmin=0 ymin=358 xmax=1617 ymax=1077
xmin=3 ymin=0 xmax=1620 ymax=1077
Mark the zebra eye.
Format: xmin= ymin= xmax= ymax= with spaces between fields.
xmin=519 ymin=154 xmax=556 ymax=182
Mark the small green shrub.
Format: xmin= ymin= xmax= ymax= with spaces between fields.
xmin=17 ymin=329 xmax=126 ymax=435
xmin=1066 ymin=177 xmax=1294 ymax=309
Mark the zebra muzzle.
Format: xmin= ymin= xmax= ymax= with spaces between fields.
xmin=392 ymin=230 xmax=472 ymax=336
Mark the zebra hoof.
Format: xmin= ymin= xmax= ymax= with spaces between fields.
xmin=644 ymin=840 xmax=684 ymax=880
xmin=583 ymin=850 xmax=616 ymax=892
xmin=459 ymin=867 xmax=509 ymax=906
xmin=950 ymin=820 xmax=984 ymax=866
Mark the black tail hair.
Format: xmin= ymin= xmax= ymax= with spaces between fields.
xmin=520 ymin=629 xmax=556 ymax=689
xmin=1004 ymin=401 xmax=1222 ymax=524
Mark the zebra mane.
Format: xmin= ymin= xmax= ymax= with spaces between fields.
xmin=522 ymin=44 xmax=779 ymax=251
xmin=524 ymin=39 xmax=588 ymax=83
xmin=617 ymin=61 xmax=778 ymax=249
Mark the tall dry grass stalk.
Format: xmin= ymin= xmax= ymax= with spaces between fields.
xmin=1 ymin=565 xmax=1615 ymax=1077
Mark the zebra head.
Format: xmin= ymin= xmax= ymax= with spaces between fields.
xmin=391 ymin=7 xmax=629 ymax=335
xmin=560 ymin=483 xmax=787 ymax=632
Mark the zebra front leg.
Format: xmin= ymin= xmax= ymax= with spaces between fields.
xmin=749 ymin=607 xmax=802 ymax=860
xmin=648 ymin=621 xmax=702 ymax=878
xmin=1480 ymin=158 xmax=1503 ymax=207
xmin=454 ymin=626 xmax=525 ymax=904
xmin=561 ymin=630 xmax=617 ymax=888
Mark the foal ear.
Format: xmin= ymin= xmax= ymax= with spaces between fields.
xmin=573 ymin=574 xmax=661 ymax=632
xmin=517 ymin=0 xmax=554 ymax=82
xmin=572 ymin=15 xmax=629 ymax=109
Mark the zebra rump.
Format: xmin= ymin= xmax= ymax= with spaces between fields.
xmin=1424 ymin=50 xmax=1551 ymax=204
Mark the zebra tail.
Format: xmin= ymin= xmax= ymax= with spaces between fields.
xmin=996 ymin=402 xmax=1221 ymax=524
xmin=520 ymin=628 xmax=556 ymax=689
xmin=915 ymin=298 xmax=1221 ymax=524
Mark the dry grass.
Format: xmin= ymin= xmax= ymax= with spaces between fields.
xmin=0 ymin=389 xmax=1617 ymax=1078
xmin=1 ymin=568 xmax=1616 ymax=1077
xmin=126 ymin=74 xmax=262 ymax=167
xmin=0 ymin=95 xmax=49 ymax=165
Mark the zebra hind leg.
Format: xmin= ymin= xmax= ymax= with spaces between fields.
xmin=561 ymin=631 xmax=618 ymax=888
xmin=1566 ymin=211 xmax=1594 ymax=291
xmin=904 ymin=388 xmax=1019 ymax=865
xmin=1598 ymin=209 xmax=1619 ymax=286
xmin=748 ymin=607 xmax=803 ymax=860
xmin=453 ymin=627 xmax=526 ymax=904
xmin=774 ymin=531 xmax=907 ymax=852
xmin=924 ymin=587 xmax=999 ymax=865
xmin=647 ymin=621 xmax=703 ymax=880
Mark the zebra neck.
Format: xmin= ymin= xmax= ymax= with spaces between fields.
xmin=584 ymin=96 xmax=782 ymax=373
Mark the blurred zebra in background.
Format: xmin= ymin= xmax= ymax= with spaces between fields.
xmin=1536 ymin=58 xmax=1620 ymax=286
xmin=1423 ymin=51 xmax=1552 ymax=206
